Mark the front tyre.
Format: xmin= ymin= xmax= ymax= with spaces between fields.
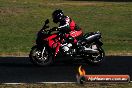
xmin=29 ymin=46 xmax=53 ymax=66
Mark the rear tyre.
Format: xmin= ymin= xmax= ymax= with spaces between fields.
xmin=85 ymin=45 xmax=105 ymax=65
xmin=29 ymin=46 xmax=53 ymax=66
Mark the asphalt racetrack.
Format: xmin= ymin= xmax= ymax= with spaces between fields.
xmin=0 ymin=56 xmax=131 ymax=83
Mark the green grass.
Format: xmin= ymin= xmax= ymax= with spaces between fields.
xmin=0 ymin=0 xmax=132 ymax=55
xmin=0 ymin=83 xmax=132 ymax=88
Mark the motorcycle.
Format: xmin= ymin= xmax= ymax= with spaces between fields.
xmin=29 ymin=19 xmax=105 ymax=66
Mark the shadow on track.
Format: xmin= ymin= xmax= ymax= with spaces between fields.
xmin=0 ymin=57 xmax=88 ymax=67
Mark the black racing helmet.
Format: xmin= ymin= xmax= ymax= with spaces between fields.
xmin=52 ymin=9 xmax=64 ymax=23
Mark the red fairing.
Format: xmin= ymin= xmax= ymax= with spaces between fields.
xmin=47 ymin=34 xmax=57 ymax=48
xmin=54 ymin=42 xmax=61 ymax=57
xmin=46 ymin=33 xmax=61 ymax=57
xmin=70 ymin=30 xmax=83 ymax=38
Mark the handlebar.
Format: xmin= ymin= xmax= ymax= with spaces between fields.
xmin=41 ymin=27 xmax=60 ymax=35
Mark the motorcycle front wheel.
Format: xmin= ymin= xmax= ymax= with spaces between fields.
xmin=29 ymin=46 xmax=53 ymax=66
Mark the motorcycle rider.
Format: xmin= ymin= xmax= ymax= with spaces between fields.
xmin=47 ymin=9 xmax=83 ymax=56
xmin=51 ymin=9 xmax=83 ymax=45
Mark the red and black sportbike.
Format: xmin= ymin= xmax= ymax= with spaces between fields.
xmin=29 ymin=19 xmax=105 ymax=66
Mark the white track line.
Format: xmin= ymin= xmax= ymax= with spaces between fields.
xmin=2 ymin=82 xmax=76 ymax=84
xmin=37 ymin=82 xmax=76 ymax=84
xmin=2 ymin=83 xmax=25 ymax=85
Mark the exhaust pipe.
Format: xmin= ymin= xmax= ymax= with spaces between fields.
xmin=83 ymin=46 xmax=99 ymax=53
xmin=85 ymin=34 xmax=101 ymax=42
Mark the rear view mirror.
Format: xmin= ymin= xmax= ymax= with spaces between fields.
xmin=45 ymin=19 xmax=49 ymax=24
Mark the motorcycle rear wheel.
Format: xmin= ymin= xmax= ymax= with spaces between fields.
xmin=29 ymin=46 xmax=53 ymax=66
xmin=85 ymin=45 xmax=105 ymax=65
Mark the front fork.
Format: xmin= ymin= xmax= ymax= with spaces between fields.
xmin=41 ymin=46 xmax=45 ymax=58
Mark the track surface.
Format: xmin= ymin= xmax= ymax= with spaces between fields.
xmin=0 ymin=56 xmax=131 ymax=83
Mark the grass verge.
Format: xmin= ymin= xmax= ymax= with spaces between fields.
xmin=0 ymin=0 xmax=132 ymax=55
xmin=0 ymin=83 xmax=132 ymax=88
